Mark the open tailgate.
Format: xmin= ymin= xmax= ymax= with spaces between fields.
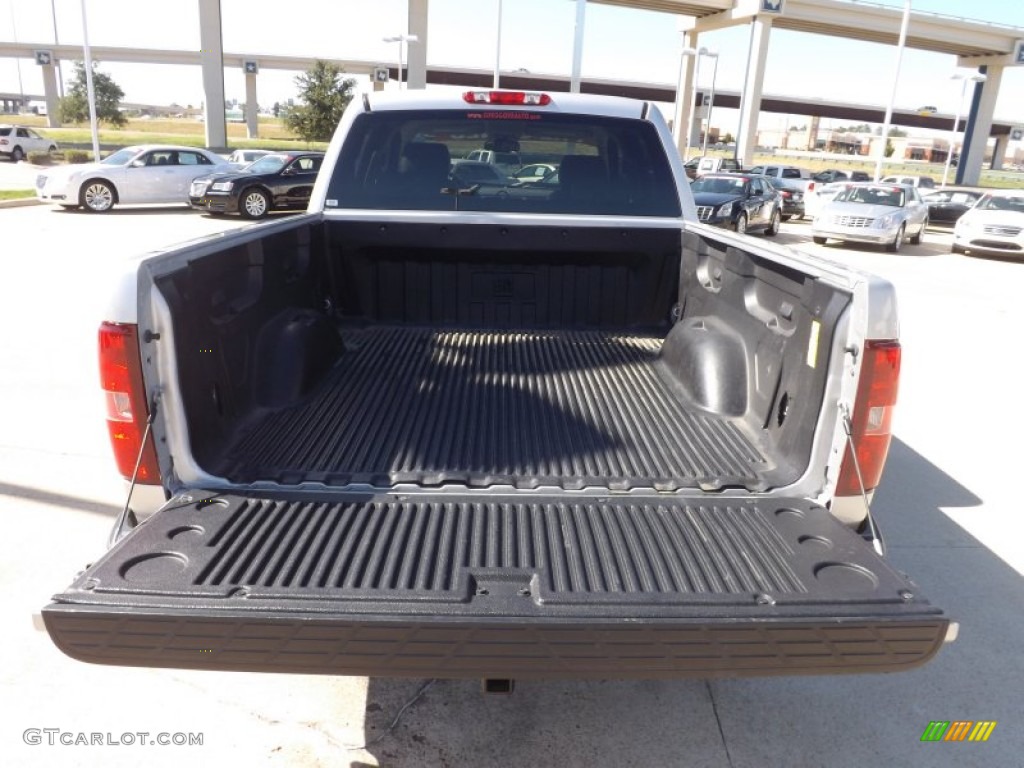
xmin=43 ymin=491 xmax=949 ymax=679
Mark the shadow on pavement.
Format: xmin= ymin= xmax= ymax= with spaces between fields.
xmin=355 ymin=438 xmax=1020 ymax=767
xmin=0 ymin=481 xmax=120 ymax=518
xmin=705 ymin=437 xmax=1023 ymax=768
xmin=52 ymin=205 xmax=198 ymax=216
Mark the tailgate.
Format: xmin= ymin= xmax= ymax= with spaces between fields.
xmin=43 ymin=491 xmax=949 ymax=679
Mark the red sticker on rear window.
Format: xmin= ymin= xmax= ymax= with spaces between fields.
xmin=466 ymin=111 xmax=541 ymax=121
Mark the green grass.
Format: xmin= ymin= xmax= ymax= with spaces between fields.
xmin=12 ymin=114 xmax=327 ymax=151
xmin=0 ymin=189 xmax=35 ymax=200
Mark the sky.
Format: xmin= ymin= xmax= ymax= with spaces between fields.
xmin=1 ymin=0 xmax=1022 ymax=136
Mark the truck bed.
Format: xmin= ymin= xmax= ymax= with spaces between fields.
xmin=216 ymin=326 xmax=770 ymax=491
xmin=44 ymin=490 xmax=948 ymax=678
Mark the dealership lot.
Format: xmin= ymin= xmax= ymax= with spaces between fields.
xmin=1 ymin=202 xmax=1022 ymax=767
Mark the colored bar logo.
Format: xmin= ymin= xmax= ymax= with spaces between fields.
xmin=921 ymin=721 xmax=997 ymax=742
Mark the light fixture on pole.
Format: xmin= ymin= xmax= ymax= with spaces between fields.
xmin=675 ymin=47 xmax=700 ymax=160
xmin=382 ymin=34 xmax=419 ymax=90
xmin=699 ymin=48 xmax=720 ymax=157
xmin=941 ymin=72 xmax=986 ymax=188
xmin=873 ymin=0 xmax=911 ymax=182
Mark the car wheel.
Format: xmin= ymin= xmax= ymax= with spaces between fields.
xmin=951 ymin=244 xmax=964 ymax=254
xmin=765 ymin=208 xmax=781 ymax=237
xmin=734 ymin=213 xmax=748 ymax=235
xmin=886 ymin=224 xmax=905 ymax=253
xmin=794 ymin=214 xmax=804 ymax=221
xmin=48 ymin=144 xmax=58 ymax=154
xmin=11 ymin=146 xmax=24 ymax=162
xmin=80 ymin=180 xmax=116 ymax=212
xmin=812 ymin=236 xmax=827 ymax=245
xmin=240 ymin=188 xmax=270 ymax=219
xmin=780 ymin=214 xmax=791 ymax=222
xmin=910 ymin=217 xmax=927 ymax=245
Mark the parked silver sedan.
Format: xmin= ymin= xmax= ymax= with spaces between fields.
xmin=811 ymin=182 xmax=929 ymax=252
xmin=36 ymin=145 xmax=232 ymax=212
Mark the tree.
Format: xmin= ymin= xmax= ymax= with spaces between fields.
xmin=884 ymin=139 xmax=895 ymax=158
xmin=272 ymin=101 xmax=281 ymax=118
xmin=721 ymin=132 xmax=734 ymax=144
xmin=59 ymin=60 xmax=127 ymax=127
xmin=285 ymin=60 xmax=356 ymax=142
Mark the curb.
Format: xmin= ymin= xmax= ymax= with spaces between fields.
xmin=0 ymin=197 xmax=43 ymax=209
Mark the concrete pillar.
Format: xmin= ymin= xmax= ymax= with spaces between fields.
xmin=407 ymin=0 xmax=428 ymax=90
xmin=957 ymin=64 xmax=1002 ymax=186
xmin=41 ymin=62 xmax=61 ymax=127
xmin=198 ymin=0 xmax=227 ymax=148
xmin=245 ymin=72 xmax=258 ymax=139
xmin=736 ymin=16 xmax=772 ymax=168
xmin=673 ymin=29 xmax=699 ymax=159
xmin=989 ymin=134 xmax=1006 ymax=170
xmin=805 ymin=115 xmax=820 ymax=151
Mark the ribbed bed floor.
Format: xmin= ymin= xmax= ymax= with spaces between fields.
xmin=218 ymin=327 xmax=770 ymax=490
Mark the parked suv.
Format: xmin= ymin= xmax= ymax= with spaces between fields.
xmin=813 ymin=169 xmax=870 ymax=183
xmin=0 ymin=125 xmax=59 ymax=162
xmin=748 ymin=164 xmax=811 ymax=220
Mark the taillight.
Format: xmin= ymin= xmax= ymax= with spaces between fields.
xmin=463 ymin=90 xmax=551 ymax=106
xmin=99 ymin=322 xmax=161 ymax=484
xmin=806 ymin=181 xmax=815 ymax=192
xmin=835 ymin=340 xmax=900 ymax=496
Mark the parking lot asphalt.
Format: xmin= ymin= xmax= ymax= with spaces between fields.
xmin=0 ymin=158 xmax=48 ymax=191
xmin=1 ymin=203 xmax=1022 ymax=767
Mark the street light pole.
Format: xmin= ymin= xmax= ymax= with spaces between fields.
xmin=941 ymin=72 xmax=986 ymax=188
xmin=383 ymin=34 xmax=419 ymax=90
xmin=677 ymin=48 xmax=701 ymax=161
xmin=700 ymin=49 xmax=719 ymax=157
xmin=873 ymin=0 xmax=911 ymax=182
xmin=80 ymin=0 xmax=100 ymax=162
xmin=494 ymin=0 xmax=503 ymax=88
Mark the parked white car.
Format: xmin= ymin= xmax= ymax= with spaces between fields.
xmin=0 ymin=124 xmax=59 ymax=161
xmin=811 ymin=182 xmax=929 ymax=252
xmin=880 ymin=174 xmax=936 ymax=189
xmin=227 ymin=148 xmax=271 ymax=168
xmin=35 ymin=145 xmax=231 ymax=212
xmin=952 ymin=192 xmax=1024 ymax=258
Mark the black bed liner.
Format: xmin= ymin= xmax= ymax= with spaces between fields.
xmin=216 ymin=327 xmax=770 ymax=491
xmin=44 ymin=491 xmax=948 ymax=679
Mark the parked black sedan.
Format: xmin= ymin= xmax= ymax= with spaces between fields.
xmin=690 ymin=173 xmax=782 ymax=235
xmin=922 ymin=189 xmax=982 ymax=225
xmin=189 ymin=152 xmax=324 ymax=219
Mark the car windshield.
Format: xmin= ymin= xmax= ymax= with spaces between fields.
xmin=244 ymin=154 xmax=289 ymax=174
xmin=833 ymin=186 xmax=904 ymax=207
xmin=975 ymin=195 xmax=1024 ymax=213
xmin=102 ymin=148 xmax=139 ymax=165
xmin=690 ymin=176 xmax=747 ymax=194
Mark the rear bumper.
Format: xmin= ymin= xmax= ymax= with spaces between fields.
xmin=43 ymin=607 xmax=948 ymax=679
xmin=43 ymin=491 xmax=950 ymax=679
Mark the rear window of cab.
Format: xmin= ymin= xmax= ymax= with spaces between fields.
xmin=326 ymin=110 xmax=681 ymax=217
